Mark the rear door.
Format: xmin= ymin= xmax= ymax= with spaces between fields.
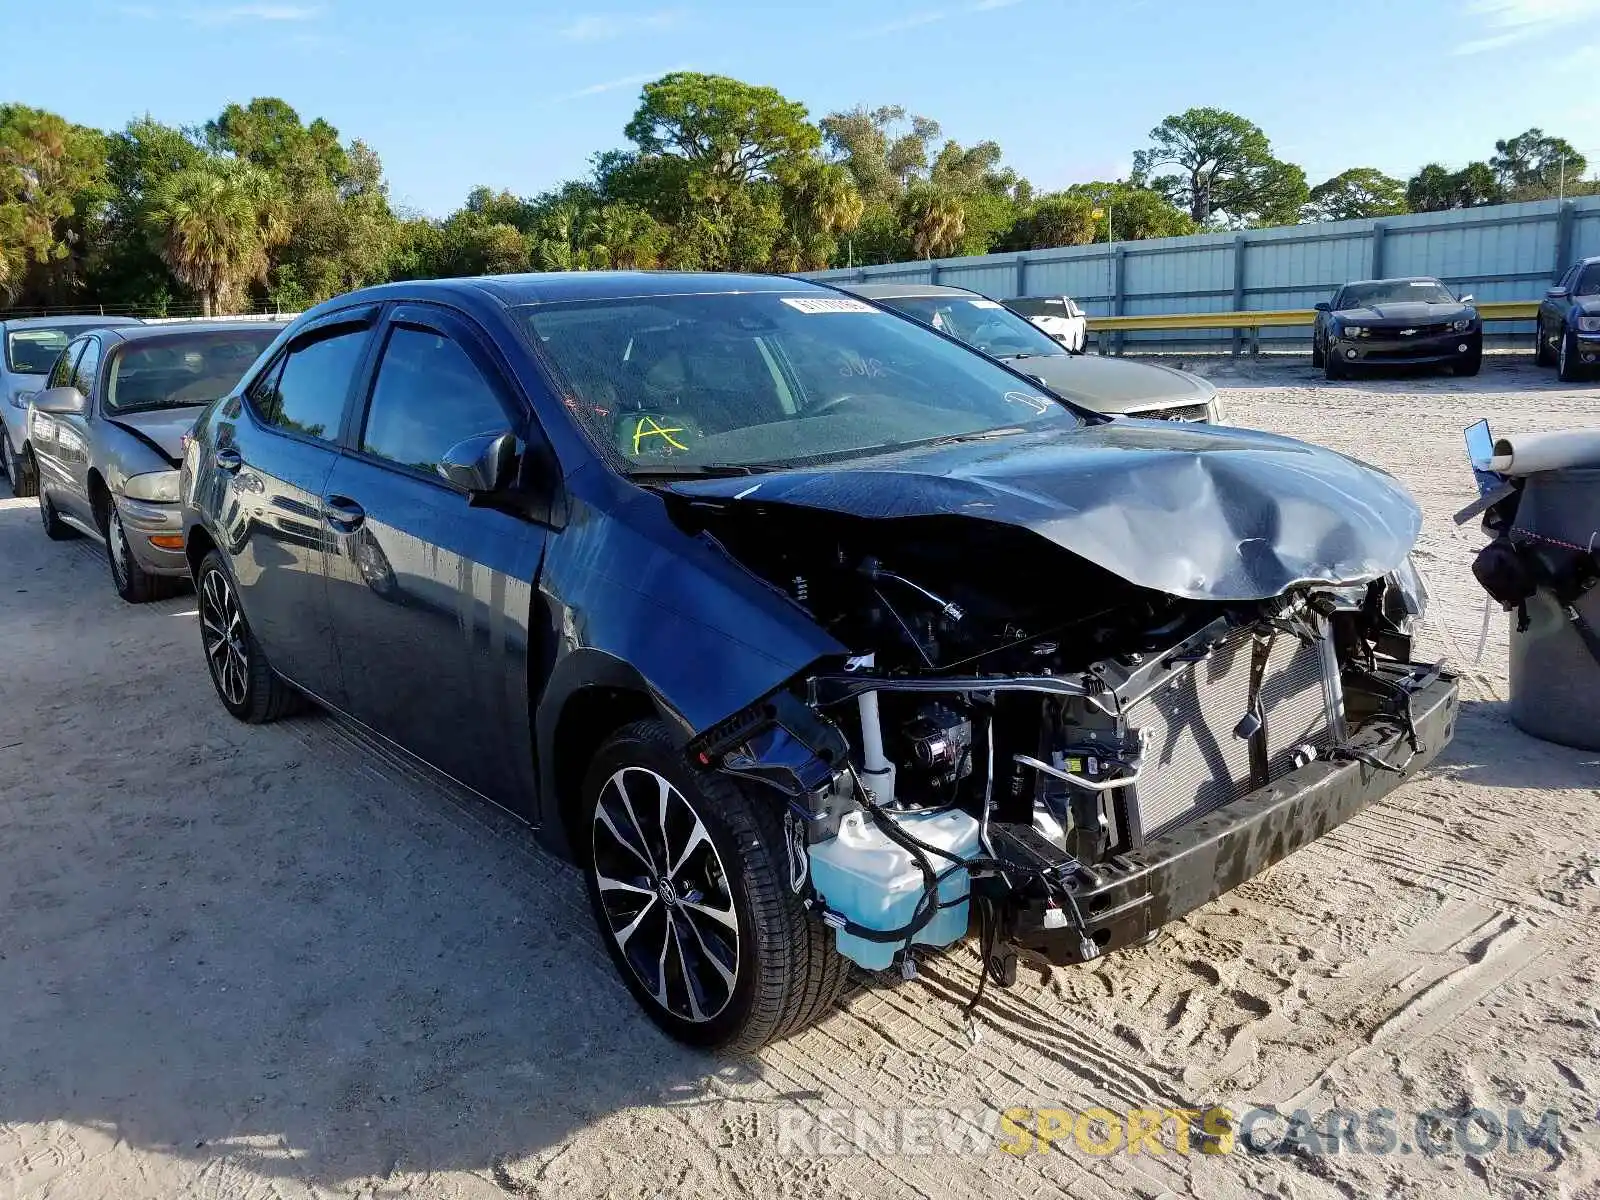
xmin=319 ymin=303 xmax=548 ymax=805
xmin=214 ymin=307 xmax=378 ymax=705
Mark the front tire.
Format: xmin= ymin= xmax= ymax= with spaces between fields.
xmin=196 ymin=550 xmax=300 ymax=723
xmin=1310 ymin=334 xmax=1325 ymax=368
xmin=582 ymin=719 xmax=846 ymax=1051
xmin=1455 ymin=344 xmax=1483 ymax=376
xmin=1324 ymin=352 xmax=1346 ymax=380
xmin=106 ymin=504 xmax=179 ymax=604
xmin=1535 ymin=320 xmax=1556 ymax=367
xmin=1558 ymin=330 xmax=1589 ymax=382
xmin=7 ymin=437 xmax=39 ymax=498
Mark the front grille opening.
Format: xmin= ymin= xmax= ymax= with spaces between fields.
xmin=1124 ymin=626 xmax=1337 ymax=842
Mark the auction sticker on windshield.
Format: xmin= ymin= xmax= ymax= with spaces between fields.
xmin=781 ymin=297 xmax=879 ymax=314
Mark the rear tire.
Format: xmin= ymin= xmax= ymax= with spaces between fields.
xmin=106 ymin=504 xmax=179 ymax=604
xmin=196 ymin=550 xmax=301 ymax=723
xmin=38 ymin=486 xmax=78 ymax=541
xmin=581 ymin=719 xmax=846 ymax=1051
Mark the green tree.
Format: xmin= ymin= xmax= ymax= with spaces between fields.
xmin=1132 ymin=107 xmax=1308 ymax=227
xmin=145 ymin=158 xmax=287 ymax=314
xmin=900 ymin=185 xmax=966 ymax=259
xmin=1405 ymin=161 xmax=1504 ymax=212
xmin=0 ymin=104 xmax=109 ymax=305
xmin=821 ymin=105 xmax=941 ymax=207
xmin=1304 ymin=167 xmax=1408 ymax=221
xmin=1062 ymin=181 xmax=1195 ymax=241
xmin=1007 ymin=193 xmax=1098 ymax=249
xmin=1491 ymin=128 xmax=1587 ymax=198
xmin=624 ymin=72 xmax=820 ymax=193
xmin=774 ymin=159 xmax=863 ymax=271
xmin=205 ymin=97 xmax=349 ymax=197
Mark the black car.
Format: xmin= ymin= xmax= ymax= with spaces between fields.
xmin=1535 ymin=255 xmax=1600 ymax=381
xmin=1312 ymin=277 xmax=1481 ymax=379
xmin=180 ymin=272 xmax=1456 ymax=1050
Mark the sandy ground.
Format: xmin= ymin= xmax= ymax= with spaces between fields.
xmin=2 ymin=356 xmax=1599 ymax=1200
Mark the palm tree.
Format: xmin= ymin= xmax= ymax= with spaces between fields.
xmin=590 ymin=204 xmax=667 ymax=270
xmin=146 ymin=158 xmax=285 ymax=315
xmin=902 ymin=186 xmax=965 ymax=260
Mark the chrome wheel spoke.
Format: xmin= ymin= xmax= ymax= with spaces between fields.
xmin=590 ymin=765 xmax=740 ymax=1024
xmin=680 ymin=895 xmax=738 ymax=933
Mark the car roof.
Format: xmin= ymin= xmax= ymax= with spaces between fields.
xmin=102 ymin=320 xmax=287 ymax=345
xmin=838 ymin=281 xmax=978 ymax=300
xmin=1338 ymin=276 xmax=1445 ymax=289
xmin=317 ymin=271 xmax=830 ymax=315
xmin=0 ymin=314 xmax=143 ymax=331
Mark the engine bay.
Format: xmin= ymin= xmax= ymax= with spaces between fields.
xmin=678 ymin=495 xmax=1440 ymax=1002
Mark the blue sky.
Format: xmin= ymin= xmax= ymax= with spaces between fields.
xmin=7 ymin=0 xmax=1600 ymax=217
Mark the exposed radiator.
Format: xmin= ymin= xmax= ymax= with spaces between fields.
xmin=1124 ymin=625 xmax=1338 ymax=840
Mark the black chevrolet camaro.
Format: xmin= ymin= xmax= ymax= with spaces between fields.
xmin=180 ymin=272 xmax=1456 ymax=1050
xmin=1312 ymin=276 xmax=1482 ymax=379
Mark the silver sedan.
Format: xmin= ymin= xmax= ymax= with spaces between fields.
xmin=29 ymin=321 xmax=284 ymax=602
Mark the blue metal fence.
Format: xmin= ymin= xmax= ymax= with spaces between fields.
xmin=805 ymin=196 xmax=1600 ymax=349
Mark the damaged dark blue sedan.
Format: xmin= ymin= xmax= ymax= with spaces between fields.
xmin=180 ymin=272 xmax=1458 ymax=1050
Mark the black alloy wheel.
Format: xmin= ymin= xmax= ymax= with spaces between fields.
xmin=582 ymin=720 xmax=846 ymax=1051
xmin=196 ymin=550 xmax=300 ymax=723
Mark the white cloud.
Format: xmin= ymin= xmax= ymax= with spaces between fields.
xmin=1454 ymin=0 xmax=1600 ymax=54
xmin=552 ymin=67 xmax=690 ymax=102
xmin=559 ymin=9 xmax=684 ymax=41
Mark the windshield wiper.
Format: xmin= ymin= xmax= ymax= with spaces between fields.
xmin=924 ymin=426 xmax=1029 ymax=448
xmin=628 ymin=463 xmax=759 ymax=479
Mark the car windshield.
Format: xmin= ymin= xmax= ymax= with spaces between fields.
xmin=880 ymin=296 xmax=1069 ymax=360
xmin=1338 ymin=280 xmax=1456 ymax=308
xmin=520 ymin=292 xmax=1082 ymax=473
xmin=1574 ymin=264 xmax=1600 ymax=297
xmin=104 ymin=330 xmax=278 ymax=414
xmin=5 ymin=327 xmax=78 ymax=375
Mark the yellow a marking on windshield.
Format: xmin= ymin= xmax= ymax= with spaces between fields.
xmin=633 ymin=415 xmax=688 ymax=454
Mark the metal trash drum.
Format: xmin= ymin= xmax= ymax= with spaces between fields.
xmin=1507 ymin=467 xmax=1600 ymax=751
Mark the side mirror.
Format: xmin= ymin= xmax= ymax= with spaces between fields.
xmin=1458 ymin=294 xmax=1475 ymax=305
xmin=32 ymin=386 xmax=86 ymax=416
xmin=1313 ymin=301 xmax=1331 ymax=312
xmin=438 ymin=431 xmax=518 ymax=496
xmin=1547 ymin=286 xmax=1570 ymax=299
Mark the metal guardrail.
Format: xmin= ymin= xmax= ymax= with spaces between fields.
xmin=1086 ymin=300 xmax=1540 ymax=354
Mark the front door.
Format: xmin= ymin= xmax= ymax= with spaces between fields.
xmin=319 ymin=305 xmax=547 ymax=807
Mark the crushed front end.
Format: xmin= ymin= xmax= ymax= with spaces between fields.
xmin=682 ymin=503 xmax=1458 ymax=995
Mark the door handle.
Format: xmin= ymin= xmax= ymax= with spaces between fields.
xmin=214 ymin=446 xmax=243 ymax=473
xmin=321 ymin=494 xmax=366 ymax=530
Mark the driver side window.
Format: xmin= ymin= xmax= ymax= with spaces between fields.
xmin=47 ymin=339 xmax=86 ymax=391
xmin=359 ymin=325 xmax=512 ymax=476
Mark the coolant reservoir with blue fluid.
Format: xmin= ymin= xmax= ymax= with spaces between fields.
xmin=806 ymin=807 xmax=981 ymax=970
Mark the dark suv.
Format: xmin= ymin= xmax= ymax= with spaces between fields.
xmin=181 ymin=273 xmax=1455 ymax=1050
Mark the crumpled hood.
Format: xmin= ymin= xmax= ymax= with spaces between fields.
xmin=1334 ymin=301 xmax=1472 ymax=324
xmin=1004 ymin=353 xmax=1213 ymax=414
xmin=107 ymin=406 xmax=206 ymax=463
xmin=665 ymin=421 xmax=1421 ymax=601
xmin=1572 ymin=297 xmax=1600 ymax=318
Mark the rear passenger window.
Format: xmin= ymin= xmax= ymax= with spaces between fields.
xmin=360 ymin=326 xmax=510 ymax=475
xmin=251 ymin=326 xmax=368 ymax=442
